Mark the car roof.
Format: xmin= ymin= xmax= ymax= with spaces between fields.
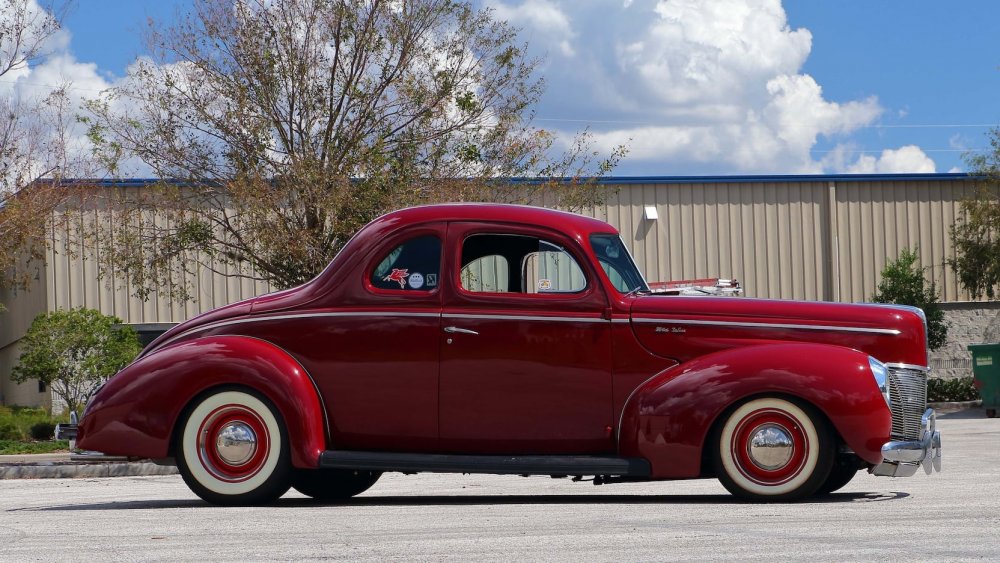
xmin=375 ymin=203 xmax=618 ymax=237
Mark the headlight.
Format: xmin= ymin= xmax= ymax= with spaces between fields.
xmin=869 ymin=356 xmax=891 ymax=408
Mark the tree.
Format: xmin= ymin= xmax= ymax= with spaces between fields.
xmin=82 ymin=0 xmax=625 ymax=301
xmin=872 ymin=248 xmax=948 ymax=350
xmin=949 ymin=126 xmax=1000 ymax=300
xmin=0 ymin=0 xmax=71 ymax=302
xmin=11 ymin=308 xmax=142 ymax=415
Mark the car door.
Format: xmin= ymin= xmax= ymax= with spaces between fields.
xmin=304 ymin=227 xmax=444 ymax=452
xmin=438 ymin=222 xmax=615 ymax=454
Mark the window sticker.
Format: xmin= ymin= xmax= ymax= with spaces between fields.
xmin=426 ymin=273 xmax=437 ymax=287
xmin=383 ymin=268 xmax=409 ymax=288
xmin=408 ymin=272 xmax=425 ymax=289
xmin=537 ymin=278 xmax=552 ymax=291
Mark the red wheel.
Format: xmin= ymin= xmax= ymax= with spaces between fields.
xmin=176 ymin=389 xmax=291 ymax=505
xmin=714 ymin=397 xmax=833 ymax=501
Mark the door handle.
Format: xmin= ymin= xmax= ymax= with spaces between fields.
xmin=444 ymin=326 xmax=479 ymax=335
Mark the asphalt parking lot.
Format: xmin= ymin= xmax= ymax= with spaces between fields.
xmin=1 ymin=412 xmax=998 ymax=561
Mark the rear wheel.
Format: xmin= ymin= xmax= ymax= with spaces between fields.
xmin=713 ymin=397 xmax=834 ymax=501
xmin=175 ymin=389 xmax=291 ymax=506
xmin=292 ymin=468 xmax=382 ymax=501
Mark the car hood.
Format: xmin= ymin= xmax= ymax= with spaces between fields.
xmin=630 ymin=295 xmax=928 ymax=367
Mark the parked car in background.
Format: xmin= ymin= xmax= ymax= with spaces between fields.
xmin=71 ymin=204 xmax=941 ymax=505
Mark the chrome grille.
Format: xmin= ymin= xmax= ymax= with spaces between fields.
xmin=887 ymin=365 xmax=928 ymax=440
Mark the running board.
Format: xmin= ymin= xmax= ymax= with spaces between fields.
xmin=319 ymin=451 xmax=651 ymax=476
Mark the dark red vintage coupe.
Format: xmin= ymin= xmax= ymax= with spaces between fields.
xmin=75 ymin=204 xmax=941 ymax=504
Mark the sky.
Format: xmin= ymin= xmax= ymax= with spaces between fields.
xmin=7 ymin=0 xmax=1000 ymax=177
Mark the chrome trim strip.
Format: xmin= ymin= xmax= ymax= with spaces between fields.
xmin=632 ymin=317 xmax=901 ymax=335
xmin=610 ymin=318 xmax=630 ymax=324
xmin=885 ymin=362 xmax=930 ymax=372
xmin=155 ymin=311 xmax=442 ymax=350
xmin=442 ymin=313 xmax=607 ymax=323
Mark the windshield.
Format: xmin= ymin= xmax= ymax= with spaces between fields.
xmin=589 ymin=233 xmax=649 ymax=294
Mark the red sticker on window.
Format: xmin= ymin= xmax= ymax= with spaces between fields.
xmin=383 ymin=268 xmax=409 ymax=288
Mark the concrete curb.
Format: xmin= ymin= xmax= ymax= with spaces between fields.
xmin=929 ymin=399 xmax=982 ymax=412
xmin=0 ymin=455 xmax=179 ymax=480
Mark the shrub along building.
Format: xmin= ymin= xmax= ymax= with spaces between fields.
xmin=0 ymin=173 xmax=991 ymax=409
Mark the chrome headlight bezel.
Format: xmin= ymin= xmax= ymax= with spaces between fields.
xmin=869 ymin=356 xmax=891 ymax=408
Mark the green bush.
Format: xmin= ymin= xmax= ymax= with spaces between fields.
xmin=0 ymin=405 xmax=67 ymax=442
xmin=928 ymin=377 xmax=980 ymax=402
xmin=872 ymin=248 xmax=948 ymax=350
xmin=29 ymin=422 xmax=56 ymax=440
xmin=0 ymin=421 xmax=22 ymax=441
xmin=12 ymin=308 xmax=142 ymax=416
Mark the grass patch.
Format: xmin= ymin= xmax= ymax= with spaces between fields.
xmin=0 ymin=440 xmax=70 ymax=455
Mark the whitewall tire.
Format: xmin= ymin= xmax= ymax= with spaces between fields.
xmin=713 ymin=397 xmax=834 ymax=501
xmin=176 ymin=389 xmax=291 ymax=505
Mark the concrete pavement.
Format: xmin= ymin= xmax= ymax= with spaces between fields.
xmin=0 ymin=412 xmax=997 ymax=561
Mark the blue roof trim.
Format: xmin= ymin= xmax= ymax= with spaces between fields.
xmin=61 ymin=178 xmax=208 ymax=188
xmin=58 ymin=173 xmax=974 ymax=188
xmin=509 ymin=172 xmax=974 ymax=185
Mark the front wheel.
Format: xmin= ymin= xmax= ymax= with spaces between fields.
xmin=816 ymin=454 xmax=863 ymax=495
xmin=713 ymin=397 xmax=834 ymax=501
xmin=175 ymin=388 xmax=291 ymax=506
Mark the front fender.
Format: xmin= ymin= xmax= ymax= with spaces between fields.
xmin=618 ymin=343 xmax=891 ymax=478
xmin=78 ymin=335 xmax=326 ymax=469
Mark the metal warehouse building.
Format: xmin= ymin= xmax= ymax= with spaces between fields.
xmin=1 ymin=173 xmax=993 ymax=409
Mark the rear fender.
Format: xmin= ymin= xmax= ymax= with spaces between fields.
xmin=618 ymin=343 xmax=891 ymax=478
xmin=77 ymin=335 xmax=326 ymax=469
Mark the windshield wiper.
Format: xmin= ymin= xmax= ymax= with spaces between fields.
xmin=623 ymin=286 xmax=651 ymax=298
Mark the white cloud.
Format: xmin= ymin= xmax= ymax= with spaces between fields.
xmin=818 ymin=143 xmax=936 ymax=174
xmin=492 ymin=0 xmax=937 ymax=174
xmin=1 ymin=1 xmax=118 ymax=181
xmin=487 ymin=0 xmax=576 ymax=57
xmin=5 ymin=0 xmax=941 ymax=179
xmin=824 ymin=145 xmax=936 ymax=174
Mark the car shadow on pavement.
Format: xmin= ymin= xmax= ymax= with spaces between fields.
xmin=15 ymin=491 xmax=907 ymax=511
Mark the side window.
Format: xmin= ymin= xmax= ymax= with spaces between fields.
xmin=462 ymin=255 xmax=509 ymax=292
xmin=523 ymin=244 xmax=587 ymax=293
xmin=460 ymin=234 xmax=586 ymax=294
xmin=370 ymin=235 xmax=441 ymax=291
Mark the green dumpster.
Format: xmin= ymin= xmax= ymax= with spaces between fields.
xmin=968 ymin=343 xmax=1000 ymax=418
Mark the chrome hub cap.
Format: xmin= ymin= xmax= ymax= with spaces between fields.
xmin=748 ymin=424 xmax=794 ymax=470
xmin=215 ymin=422 xmax=257 ymax=466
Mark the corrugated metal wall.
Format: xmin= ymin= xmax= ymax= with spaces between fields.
xmin=30 ymin=176 xmax=986 ymax=320
xmin=0 ymin=266 xmax=50 ymax=407
xmin=45 ymin=189 xmax=272 ymax=324
xmin=579 ymin=176 xmax=977 ymax=303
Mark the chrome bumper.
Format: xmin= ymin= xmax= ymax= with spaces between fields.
xmin=872 ymin=408 xmax=942 ymax=477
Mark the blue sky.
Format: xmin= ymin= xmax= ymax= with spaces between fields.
xmin=39 ymin=1 xmax=1000 ymax=175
